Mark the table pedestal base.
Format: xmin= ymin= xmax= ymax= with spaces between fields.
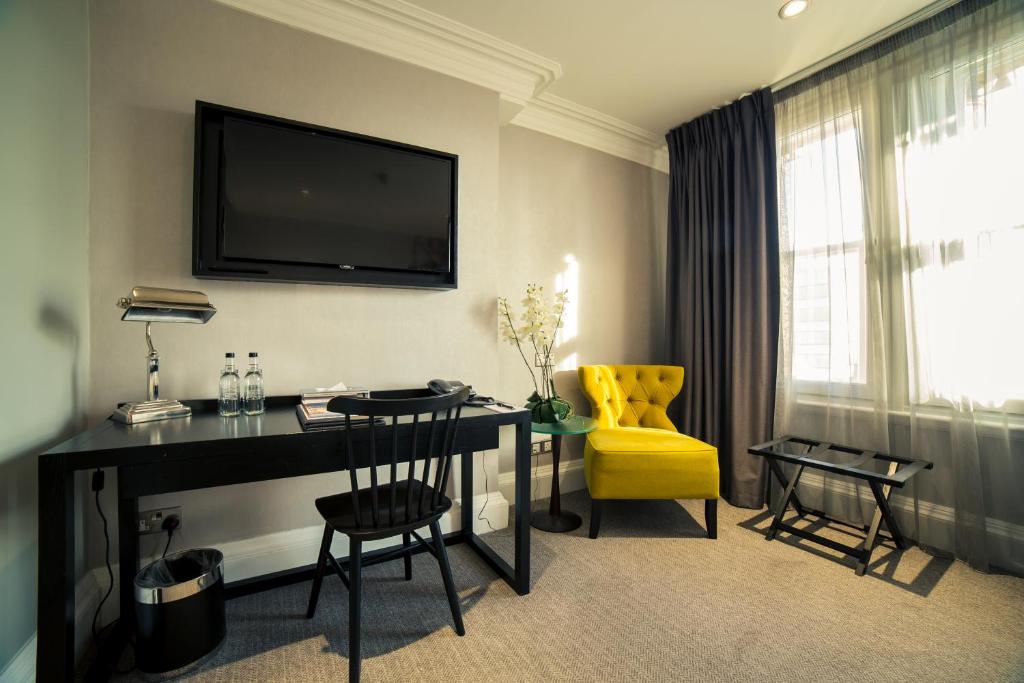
xmin=531 ymin=510 xmax=582 ymax=533
xmin=531 ymin=432 xmax=582 ymax=534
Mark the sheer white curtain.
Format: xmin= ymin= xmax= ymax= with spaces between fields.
xmin=774 ymin=0 xmax=1024 ymax=573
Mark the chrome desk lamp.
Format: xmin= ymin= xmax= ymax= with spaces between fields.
xmin=112 ymin=286 xmax=217 ymax=424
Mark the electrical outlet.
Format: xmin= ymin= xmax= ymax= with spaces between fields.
xmin=138 ymin=506 xmax=182 ymax=535
xmin=531 ymin=439 xmax=552 ymax=456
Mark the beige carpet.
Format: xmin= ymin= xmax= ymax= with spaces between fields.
xmin=115 ymin=492 xmax=1024 ymax=682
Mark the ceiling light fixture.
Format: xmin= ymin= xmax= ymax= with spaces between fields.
xmin=778 ymin=0 xmax=810 ymax=19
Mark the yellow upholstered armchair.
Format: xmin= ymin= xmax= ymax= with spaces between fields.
xmin=577 ymin=365 xmax=719 ymax=539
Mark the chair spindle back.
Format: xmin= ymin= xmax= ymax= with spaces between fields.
xmin=326 ymin=388 xmax=470 ymax=528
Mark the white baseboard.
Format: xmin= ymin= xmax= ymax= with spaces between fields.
xmin=796 ymin=472 xmax=1024 ymax=574
xmin=5 ymin=492 xmax=508 ymax=681
xmin=497 ymin=457 xmax=586 ymax=504
xmin=119 ymin=491 xmax=509 ymax=597
xmin=0 ymin=639 xmax=33 ymax=683
xmin=0 ymin=568 xmax=103 ymax=683
xmin=496 ymin=458 xmax=1024 ymax=572
xmin=211 ymin=491 xmax=508 ymax=584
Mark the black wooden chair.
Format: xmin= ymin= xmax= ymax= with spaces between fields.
xmin=305 ymin=387 xmax=471 ymax=682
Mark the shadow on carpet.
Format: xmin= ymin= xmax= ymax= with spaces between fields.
xmin=737 ymin=508 xmax=953 ymax=597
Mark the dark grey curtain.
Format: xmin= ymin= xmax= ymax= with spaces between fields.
xmin=665 ymin=89 xmax=780 ymax=509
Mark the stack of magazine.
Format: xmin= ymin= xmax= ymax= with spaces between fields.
xmin=296 ymin=388 xmax=371 ymax=431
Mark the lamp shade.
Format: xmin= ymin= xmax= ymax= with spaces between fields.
xmin=118 ymin=286 xmax=216 ymax=324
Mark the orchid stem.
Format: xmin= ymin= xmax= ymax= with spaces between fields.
xmin=501 ymin=304 xmax=539 ymax=394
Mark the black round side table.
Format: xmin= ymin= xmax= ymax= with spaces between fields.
xmin=530 ymin=416 xmax=598 ymax=533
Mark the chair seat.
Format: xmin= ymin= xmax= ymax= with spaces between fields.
xmin=585 ymin=427 xmax=719 ymax=500
xmin=315 ymin=481 xmax=452 ymax=539
xmin=587 ymin=426 xmax=714 ymax=454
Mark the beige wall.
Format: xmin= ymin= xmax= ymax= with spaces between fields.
xmin=0 ymin=0 xmax=90 ymax=672
xmin=497 ymin=126 xmax=668 ymax=470
xmin=88 ymin=0 xmax=500 ymax=564
xmin=85 ymin=0 xmax=668 ymax=577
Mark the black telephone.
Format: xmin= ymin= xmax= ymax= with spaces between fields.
xmin=428 ymin=380 xmax=515 ymax=409
xmin=428 ymin=379 xmax=475 ymax=398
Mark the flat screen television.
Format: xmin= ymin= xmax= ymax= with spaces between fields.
xmin=193 ymin=101 xmax=458 ymax=288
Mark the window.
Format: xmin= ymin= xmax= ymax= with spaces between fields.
xmin=779 ymin=113 xmax=868 ymax=390
xmin=896 ymin=53 xmax=1024 ymax=408
xmin=777 ymin=40 xmax=1024 ymax=412
xmin=772 ymin=0 xmax=1024 ymax=573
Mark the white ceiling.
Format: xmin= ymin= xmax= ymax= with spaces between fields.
xmin=411 ymin=0 xmax=939 ymax=134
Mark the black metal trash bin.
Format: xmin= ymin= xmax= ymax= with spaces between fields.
xmin=134 ymin=548 xmax=226 ymax=674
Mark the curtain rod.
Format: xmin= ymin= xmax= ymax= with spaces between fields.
xmin=675 ymin=0 xmax=963 ymax=127
xmin=767 ymin=0 xmax=961 ymax=92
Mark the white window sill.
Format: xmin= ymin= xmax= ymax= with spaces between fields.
xmin=793 ymin=396 xmax=1024 ymax=439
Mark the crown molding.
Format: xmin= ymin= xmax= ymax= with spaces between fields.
xmin=214 ymin=0 xmax=668 ymax=172
xmin=215 ymin=0 xmax=561 ymax=102
xmin=511 ymin=94 xmax=669 ymax=173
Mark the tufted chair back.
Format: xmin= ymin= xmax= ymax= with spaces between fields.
xmin=577 ymin=365 xmax=683 ymax=432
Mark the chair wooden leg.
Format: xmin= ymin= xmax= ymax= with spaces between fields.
xmin=306 ymin=524 xmax=333 ymax=618
xmin=705 ymin=499 xmax=718 ymax=539
xmin=429 ymin=520 xmax=465 ymax=636
xmin=402 ymin=532 xmax=413 ymax=581
xmin=589 ymin=499 xmax=603 ymax=539
xmin=348 ymin=539 xmax=362 ymax=683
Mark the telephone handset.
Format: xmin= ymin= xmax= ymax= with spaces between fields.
xmin=428 ymin=379 xmax=475 ymax=398
xmin=428 ymin=379 xmax=513 ymax=408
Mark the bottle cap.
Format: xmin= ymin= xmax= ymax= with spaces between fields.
xmin=225 ymin=352 xmax=235 ymax=358
xmin=249 ymin=352 xmax=258 ymax=357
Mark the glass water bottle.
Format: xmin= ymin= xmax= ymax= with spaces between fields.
xmin=243 ymin=352 xmax=265 ymax=416
xmin=218 ymin=353 xmax=241 ymax=417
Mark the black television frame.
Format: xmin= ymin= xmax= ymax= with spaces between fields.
xmin=192 ymin=101 xmax=458 ymax=289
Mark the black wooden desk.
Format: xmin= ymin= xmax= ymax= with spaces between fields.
xmin=37 ymin=395 xmax=532 ymax=682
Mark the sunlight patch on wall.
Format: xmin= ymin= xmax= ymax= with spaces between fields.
xmin=557 ymin=351 xmax=578 ymax=373
xmin=555 ymin=254 xmax=579 ymax=347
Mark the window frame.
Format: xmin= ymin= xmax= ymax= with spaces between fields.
xmin=789 ymin=236 xmax=872 ymax=401
xmin=778 ymin=112 xmax=874 ymax=400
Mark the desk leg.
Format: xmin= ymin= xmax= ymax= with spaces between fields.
xmin=37 ymin=455 xmax=74 ymax=682
xmin=77 ymin=483 xmax=135 ymax=683
xmin=513 ymin=416 xmax=531 ymax=594
xmin=460 ymin=450 xmax=473 ymax=535
xmin=463 ymin=415 xmax=532 ymax=595
xmin=118 ymin=491 xmax=139 ymax=632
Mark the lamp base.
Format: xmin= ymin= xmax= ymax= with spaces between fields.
xmin=112 ymin=399 xmax=191 ymax=425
